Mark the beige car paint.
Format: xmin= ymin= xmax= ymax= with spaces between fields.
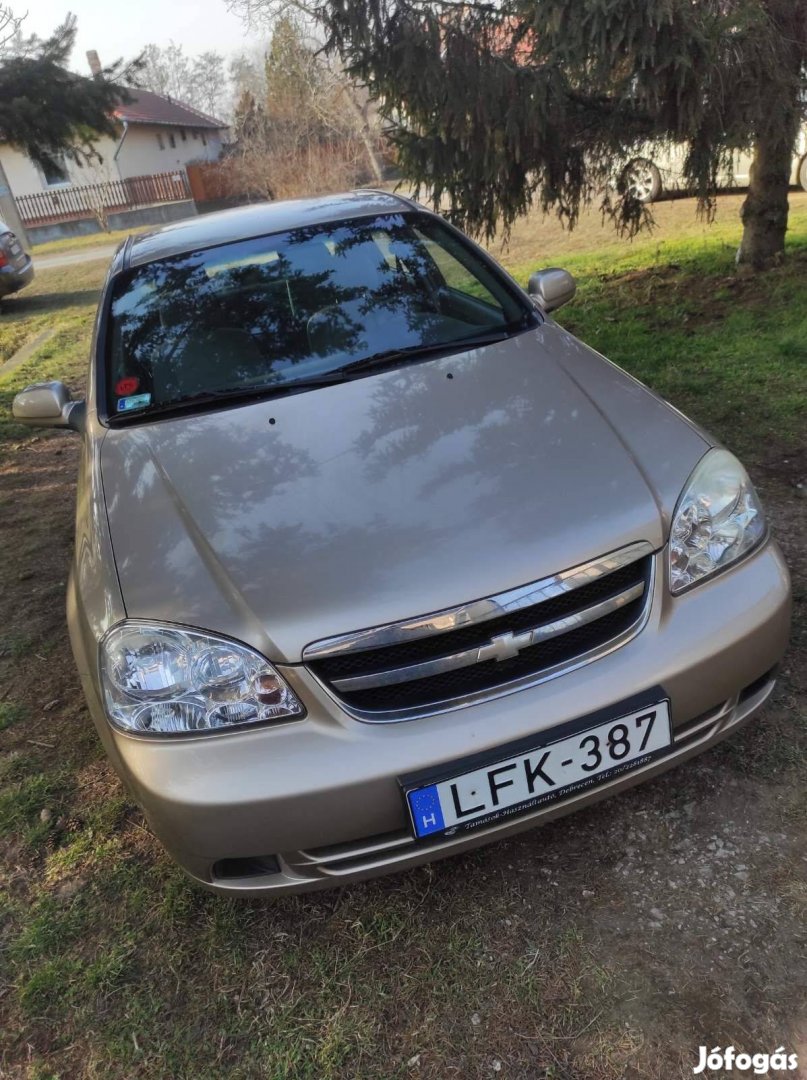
xmin=97 ymin=325 xmax=709 ymax=664
xmin=12 ymin=192 xmax=792 ymax=895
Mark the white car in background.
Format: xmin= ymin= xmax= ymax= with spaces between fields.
xmin=621 ymin=129 xmax=807 ymax=203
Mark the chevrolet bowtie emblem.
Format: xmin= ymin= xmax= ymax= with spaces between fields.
xmin=480 ymin=629 xmax=531 ymax=663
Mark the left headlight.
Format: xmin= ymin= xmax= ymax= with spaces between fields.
xmin=669 ymin=448 xmax=766 ymax=594
xmin=100 ymin=623 xmax=304 ymax=735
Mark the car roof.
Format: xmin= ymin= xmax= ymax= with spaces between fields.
xmin=123 ymin=190 xmax=419 ymax=270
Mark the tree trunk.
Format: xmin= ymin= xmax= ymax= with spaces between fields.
xmin=737 ymin=98 xmax=801 ymax=270
xmin=343 ymin=87 xmax=385 ymax=184
xmin=357 ymin=122 xmax=385 ymax=185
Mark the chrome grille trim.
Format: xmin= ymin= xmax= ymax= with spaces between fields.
xmin=305 ymin=545 xmax=657 ymax=723
xmin=331 ymin=581 xmax=645 ymax=692
xmin=303 ymin=540 xmax=654 ymax=661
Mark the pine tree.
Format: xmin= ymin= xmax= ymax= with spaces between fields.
xmin=311 ymin=0 xmax=807 ymax=269
xmin=0 ymin=14 xmax=137 ymax=169
xmin=264 ymin=17 xmax=326 ymax=140
xmin=233 ymin=89 xmax=268 ymax=145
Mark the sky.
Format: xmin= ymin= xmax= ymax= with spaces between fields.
xmin=24 ymin=0 xmax=257 ymax=71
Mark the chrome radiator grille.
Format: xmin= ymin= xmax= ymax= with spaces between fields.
xmin=304 ymin=542 xmax=655 ymax=721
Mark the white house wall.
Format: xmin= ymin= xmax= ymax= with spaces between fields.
xmin=72 ymin=136 xmax=123 ymax=185
xmin=2 ymin=145 xmax=59 ymax=198
xmin=0 ymin=145 xmax=43 ymax=196
xmin=115 ymin=126 xmax=223 ymax=180
xmin=0 ymin=126 xmax=225 ymax=197
xmin=0 ymin=137 xmax=123 ymax=196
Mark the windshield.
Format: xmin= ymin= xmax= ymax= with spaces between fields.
xmin=105 ymin=211 xmax=534 ymax=418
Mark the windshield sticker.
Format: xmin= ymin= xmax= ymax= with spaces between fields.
xmin=115 ymin=376 xmax=140 ymax=396
xmin=117 ymin=393 xmax=151 ymax=413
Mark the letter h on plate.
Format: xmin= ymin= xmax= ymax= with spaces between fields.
xmin=408 ymin=785 xmax=445 ymax=837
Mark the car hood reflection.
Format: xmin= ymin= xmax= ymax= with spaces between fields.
xmin=101 ymin=325 xmax=704 ymax=662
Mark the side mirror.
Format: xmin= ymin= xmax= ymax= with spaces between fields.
xmin=12 ymin=381 xmax=85 ymax=433
xmin=527 ymin=268 xmax=576 ymax=313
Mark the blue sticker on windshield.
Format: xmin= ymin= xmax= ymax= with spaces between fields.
xmin=117 ymin=393 xmax=151 ymax=413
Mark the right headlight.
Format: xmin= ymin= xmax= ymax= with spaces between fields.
xmin=669 ymin=448 xmax=767 ymax=594
xmin=100 ymin=622 xmax=304 ymax=735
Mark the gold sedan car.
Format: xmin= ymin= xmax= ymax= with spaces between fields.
xmin=13 ymin=192 xmax=791 ymax=895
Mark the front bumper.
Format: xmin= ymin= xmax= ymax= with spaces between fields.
xmin=82 ymin=540 xmax=791 ymax=896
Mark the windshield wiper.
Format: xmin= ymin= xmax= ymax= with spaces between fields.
xmin=109 ymin=373 xmax=355 ymax=422
xmin=109 ymin=328 xmax=526 ymax=422
xmin=335 ymin=328 xmax=519 ymax=377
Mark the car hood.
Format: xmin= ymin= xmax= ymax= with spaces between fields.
xmin=100 ymin=323 xmax=709 ymax=663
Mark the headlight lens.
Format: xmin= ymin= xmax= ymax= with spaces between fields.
xmin=669 ymin=448 xmax=766 ymax=594
xmin=100 ymin=623 xmax=304 ymax=734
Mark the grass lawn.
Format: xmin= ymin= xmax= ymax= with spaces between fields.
xmin=502 ymin=192 xmax=807 ymax=459
xmin=0 ymin=262 xmax=103 ymax=446
xmin=29 ymin=225 xmax=150 ymax=256
xmin=0 ymin=193 xmax=805 ymax=1079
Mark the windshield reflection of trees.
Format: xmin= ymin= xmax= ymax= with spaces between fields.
xmin=110 ymin=215 xmax=513 ymax=407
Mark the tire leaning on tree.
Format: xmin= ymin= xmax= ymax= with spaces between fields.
xmin=620 ymin=158 xmax=663 ymax=204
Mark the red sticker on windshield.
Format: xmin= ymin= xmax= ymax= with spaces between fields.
xmin=115 ymin=376 xmax=140 ymax=396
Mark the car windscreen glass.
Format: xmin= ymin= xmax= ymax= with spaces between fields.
xmin=105 ymin=212 xmax=534 ymax=418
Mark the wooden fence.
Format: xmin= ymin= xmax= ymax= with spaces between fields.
xmin=15 ymin=171 xmax=192 ymax=225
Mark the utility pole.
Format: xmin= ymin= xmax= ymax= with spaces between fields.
xmin=0 ymin=157 xmax=30 ymax=251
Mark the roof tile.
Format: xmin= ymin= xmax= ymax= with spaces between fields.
xmin=113 ymin=88 xmax=227 ymax=130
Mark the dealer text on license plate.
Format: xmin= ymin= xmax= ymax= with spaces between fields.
xmin=406 ymin=701 xmax=671 ymax=839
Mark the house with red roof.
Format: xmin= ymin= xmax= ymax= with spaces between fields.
xmin=0 ymin=88 xmax=229 ymax=200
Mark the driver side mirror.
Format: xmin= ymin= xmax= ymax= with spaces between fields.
xmin=527 ymin=268 xmax=576 ymax=313
xmin=12 ymin=381 xmax=85 ymax=433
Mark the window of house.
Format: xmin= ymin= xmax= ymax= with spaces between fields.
xmin=201 ymin=132 xmax=207 ymax=147
xmin=40 ymin=154 xmax=70 ymax=187
xmin=157 ymin=133 xmax=165 ymax=150
xmin=168 ymin=132 xmax=176 ymax=149
xmin=180 ymin=129 xmax=187 ymax=142
xmin=192 ymin=130 xmax=199 ymax=140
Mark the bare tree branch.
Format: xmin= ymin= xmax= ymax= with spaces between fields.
xmin=0 ymin=3 xmax=27 ymax=55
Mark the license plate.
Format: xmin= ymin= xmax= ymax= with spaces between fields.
xmin=404 ymin=699 xmax=671 ymax=839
